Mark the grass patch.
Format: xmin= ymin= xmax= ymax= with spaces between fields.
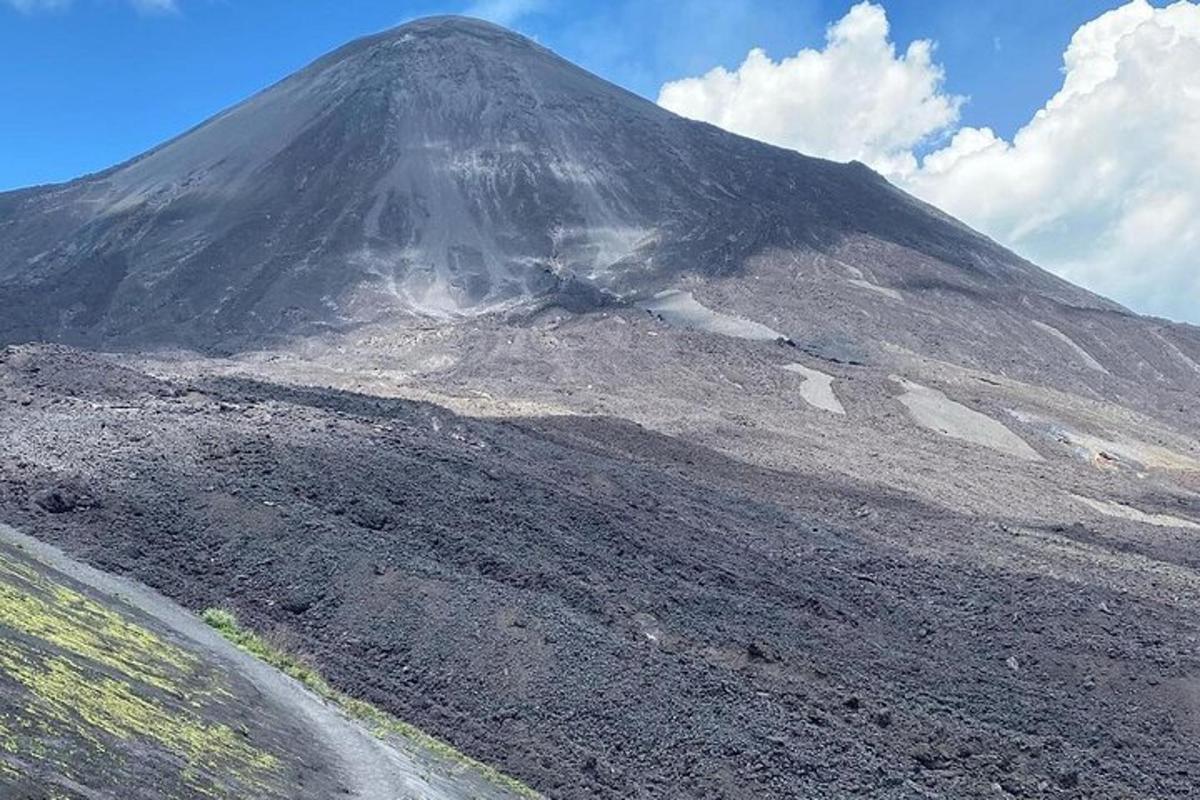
xmin=200 ymin=609 xmax=332 ymax=696
xmin=201 ymin=608 xmax=539 ymax=799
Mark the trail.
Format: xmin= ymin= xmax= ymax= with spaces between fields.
xmin=0 ymin=522 xmax=524 ymax=800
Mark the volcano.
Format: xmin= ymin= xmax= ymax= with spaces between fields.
xmin=0 ymin=15 xmax=1119 ymax=351
xmin=4 ymin=16 xmax=1200 ymax=800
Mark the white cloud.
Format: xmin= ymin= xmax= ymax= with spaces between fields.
xmin=4 ymin=0 xmax=177 ymax=12
xmin=658 ymin=2 xmax=963 ymax=177
xmin=462 ymin=0 xmax=546 ymax=26
xmin=130 ymin=0 xmax=177 ymax=12
xmin=903 ymin=0 xmax=1200 ymax=323
xmin=4 ymin=0 xmax=71 ymax=9
xmin=657 ymin=0 xmax=1200 ymax=325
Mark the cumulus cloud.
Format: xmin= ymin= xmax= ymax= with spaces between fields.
xmin=658 ymin=2 xmax=963 ymax=176
xmin=462 ymin=0 xmax=546 ymax=26
xmin=658 ymin=0 xmax=1200 ymax=324
xmin=904 ymin=0 xmax=1200 ymax=323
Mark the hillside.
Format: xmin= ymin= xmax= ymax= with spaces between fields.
xmin=1 ymin=15 xmax=1198 ymax=800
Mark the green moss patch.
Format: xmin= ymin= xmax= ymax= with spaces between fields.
xmin=0 ymin=549 xmax=282 ymax=799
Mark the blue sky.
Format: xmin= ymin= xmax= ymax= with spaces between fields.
xmin=0 ymin=0 xmax=1141 ymax=190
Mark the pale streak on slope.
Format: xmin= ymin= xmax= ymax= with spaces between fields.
xmin=846 ymin=278 xmax=902 ymax=302
xmin=1151 ymin=329 xmax=1200 ymax=375
xmin=1071 ymin=494 xmax=1200 ymax=531
xmin=1032 ymin=321 xmax=1109 ymax=374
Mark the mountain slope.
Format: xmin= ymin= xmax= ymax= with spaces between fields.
xmin=0 ymin=16 xmax=1115 ymax=350
xmin=4 ymin=344 xmax=1200 ymax=800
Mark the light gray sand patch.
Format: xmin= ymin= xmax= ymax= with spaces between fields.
xmin=894 ymin=378 xmax=1042 ymax=461
xmin=642 ymin=290 xmax=786 ymax=342
xmin=781 ymin=363 xmax=845 ymax=414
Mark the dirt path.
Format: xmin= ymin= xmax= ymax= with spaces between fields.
xmin=0 ymin=522 xmax=523 ymax=800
